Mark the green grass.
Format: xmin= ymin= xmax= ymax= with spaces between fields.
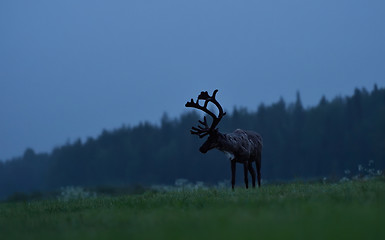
xmin=1 ymin=179 xmax=385 ymax=240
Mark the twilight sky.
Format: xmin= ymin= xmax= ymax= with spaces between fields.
xmin=1 ymin=0 xmax=384 ymax=160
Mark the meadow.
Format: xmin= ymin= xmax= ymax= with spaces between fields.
xmin=1 ymin=179 xmax=384 ymax=240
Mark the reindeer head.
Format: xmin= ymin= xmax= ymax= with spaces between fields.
xmin=185 ymin=89 xmax=226 ymax=153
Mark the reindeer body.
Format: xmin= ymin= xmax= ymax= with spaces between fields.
xmin=200 ymin=129 xmax=263 ymax=189
xmin=185 ymin=90 xmax=263 ymax=190
xmin=218 ymin=129 xmax=262 ymax=163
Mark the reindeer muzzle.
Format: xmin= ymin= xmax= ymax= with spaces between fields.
xmin=199 ymin=146 xmax=208 ymax=154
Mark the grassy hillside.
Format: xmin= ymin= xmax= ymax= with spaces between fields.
xmin=1 ymin=179 xmax=384 ymax=240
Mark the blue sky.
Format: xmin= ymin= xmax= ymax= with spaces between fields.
xmin=1 ymin=0 xmax=384 ymax=160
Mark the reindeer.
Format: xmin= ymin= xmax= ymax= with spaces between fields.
xmin=185 ymin=89 xmax=263 ymax=190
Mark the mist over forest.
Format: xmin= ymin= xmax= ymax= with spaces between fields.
xmin=1 ymin=85 xmax=384 ymax=199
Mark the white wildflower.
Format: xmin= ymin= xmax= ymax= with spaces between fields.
xmin=339 ymin=177 xmax=350 ymax=183
xmin=322 ymin=177 xmax=327 ymax=184
xmin=175 ymin=178 xmax=188 ymax=187
xmin=358 ymin=164 xmax=363 ymax=172
xmin=58 ymin=186 xmax=96 ymax=201
xmin=217 ymin=179 xmax=231 ymax=189
xmin=368 ymin=160 xmax=374 ymax=167
xmin=194 ymin=181 xmax=207 ymax=190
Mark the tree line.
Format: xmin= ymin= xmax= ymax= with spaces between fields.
xmin=1 ymin=85 xmax=384 ymax=198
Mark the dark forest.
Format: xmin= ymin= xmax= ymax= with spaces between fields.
xmin=1 ymin=86 xmax=384 ymax=199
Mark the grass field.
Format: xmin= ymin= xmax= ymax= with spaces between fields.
xmin=1 ymin=179 xmax=384 ymax=240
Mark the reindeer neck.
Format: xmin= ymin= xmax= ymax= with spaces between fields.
xmin=217 ymin=132 xmax=238 ymax=153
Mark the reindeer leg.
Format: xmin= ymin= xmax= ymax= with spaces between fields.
xmin=243 ymin=162 xmax=249 ymax=189
xmin=231 ymin=160 xmax=236 ymax=190
xmin=248 ymin=161 xmax=256 ymax=188
xmin=256 ymin=152 xmax=262 ymax=187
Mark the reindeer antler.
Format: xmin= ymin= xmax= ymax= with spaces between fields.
xmin=190 ymin=116 xmax=210 ymax=138
xmin=185 ymin=89 xmax=226 ymax=138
